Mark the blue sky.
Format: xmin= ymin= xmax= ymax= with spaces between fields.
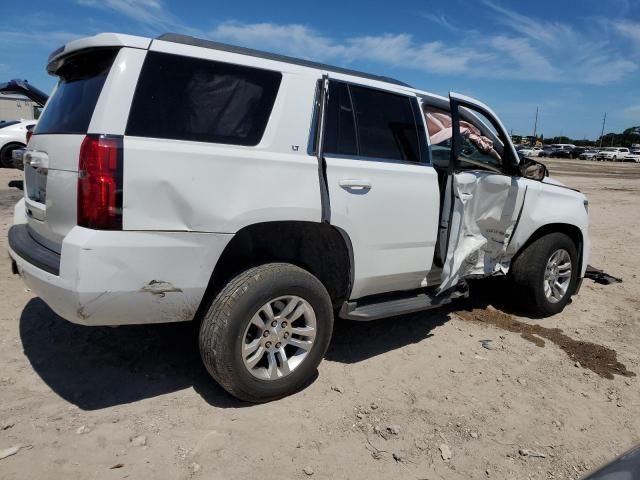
xmin=1 ymin=0 xmax=639 ymax=139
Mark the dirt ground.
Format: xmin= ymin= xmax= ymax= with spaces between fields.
xmin=0 ymin=158 xmax=638 ymax=480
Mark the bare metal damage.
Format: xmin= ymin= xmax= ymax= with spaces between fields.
xmin=140 ymin=280 xmax=183 ymax=297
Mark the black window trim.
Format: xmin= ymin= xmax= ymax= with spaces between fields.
xmin=315 ymin=78 xmax=430 ymax=166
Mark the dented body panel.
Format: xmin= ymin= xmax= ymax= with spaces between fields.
xmin=10 ymin=217 xmax=231 ymax=325
xmin=507 ymin=178 xmax=590 ymax=276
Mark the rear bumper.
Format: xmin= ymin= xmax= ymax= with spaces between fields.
xmin=8 ymin=224 xmax=60 ymax=274
xmin=9 ymin=224 xmax=232 ymax=326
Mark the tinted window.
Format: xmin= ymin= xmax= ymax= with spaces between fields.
xmin=350 ymin=85 xmax=420 ymax=162
xmin=127 ymin=52 xmax=282 ymax=146
xmin=35 ymin=49 xmax=118 ymax=135
xmin=0 ymin=121 xmax=20 ymax=129
xmin=324 ymin=82 xmax=357 ymax=155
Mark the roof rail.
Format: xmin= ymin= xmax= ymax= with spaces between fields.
xmin=156 ymin=33 xmax=412 ymax=88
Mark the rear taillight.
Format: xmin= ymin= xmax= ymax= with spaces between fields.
xmin=26 ymin=130 xmax=33 ymax=144
xmin=77 ymin=135 xmax=123 ymax=230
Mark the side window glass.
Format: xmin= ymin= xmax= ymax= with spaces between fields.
xmin=324 ymin=82 xmax=357 ymax=156
xmin=424 ymin=106 xmax=453 ymax=169
xmin=126 ymin=52 xmax=282 ymax=146
xmin=424 ymin=105 xmax=503 ymax=171
xmin=349 ymin=86 xmax=420 ymax=162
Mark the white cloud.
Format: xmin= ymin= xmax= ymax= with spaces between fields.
xmin=623 ymin=104 xmax=640 ymax=119
xmin=209 ymin=17 xmax=636 ymax=85
xmin=12 ymin=1 xmax=636 ymax=87
xmin=421 ymin=13 xmax=462 ymax=33
xmin=613 ymin=20 xmax=640 ymax=46
xmin=210 ymin=23 xmax=478 ymax=75
xmin=211 ymin=22 xmax=348 ymax=60
xmin=76 ymin=0 xmax=181 ymax=31
xmin=480 ymin=0 xmax=637 ymax=84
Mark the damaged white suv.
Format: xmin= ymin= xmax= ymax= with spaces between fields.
xmin=9 ymin=33 xmax=589 ymax=402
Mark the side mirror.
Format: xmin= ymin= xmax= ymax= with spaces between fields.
xmin=519 ymin=158 xmax=548 ymax=181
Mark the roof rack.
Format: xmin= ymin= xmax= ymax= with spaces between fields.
xmin=156 ymin=33 xmax=412 ymax=88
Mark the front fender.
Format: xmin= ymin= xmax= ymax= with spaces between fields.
xmin=507 ymin=179 xmax=589 ymax=277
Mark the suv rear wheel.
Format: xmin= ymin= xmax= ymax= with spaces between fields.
xmin=199 ymin=263 xmax=333 ymax=402
xmin=509 ymin=232 xmax=578 ymax=317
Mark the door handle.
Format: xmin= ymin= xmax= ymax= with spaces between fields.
xmin=339 ymin=179 xmax=372 ymax=191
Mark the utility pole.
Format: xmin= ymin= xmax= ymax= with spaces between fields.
xmin=599 ymin=112 xmax=606 ymax=148
xmin=533 ymin=106 xmax=538 ymax=142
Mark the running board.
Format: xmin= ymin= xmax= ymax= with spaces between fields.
xmin=339 ymin=283 xmax=469 ymax=321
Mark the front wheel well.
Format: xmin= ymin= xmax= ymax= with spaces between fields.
xmin=514 ymin=223 xmax=584 ymax=274
xmin=194 ymin=221 xmax=353 ymax=322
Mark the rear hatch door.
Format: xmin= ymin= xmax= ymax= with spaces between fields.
xmin=24 ymin=48 xmax=120 ymax=253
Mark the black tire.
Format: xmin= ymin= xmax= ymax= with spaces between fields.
xmin=509 ymin=232 xmax=579 ymax=317
xmin=199 ymin=263 xmax=333 ymax=403
xmin=0 ymin=143 xmax=24 ymax=168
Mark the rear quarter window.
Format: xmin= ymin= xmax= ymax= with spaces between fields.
xmin=35 ymin=49 xmax=118 ymax=135
xmin=126 ymin=52 xmax=282 ymax=146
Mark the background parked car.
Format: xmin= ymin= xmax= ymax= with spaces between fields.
xmin=518 ymin=146 xmax=544 ymax=157
xmin=538 ymin=146 xmax=554 ymax=157
xmin=597 ymin=147 xmax=630 ymax=161
xmin=567 ymin=146 xmax=587 ymax=158
xmin=579 ymin=149 xmax=599 ymax=160
xmin=11 ymin=124 xmax=35 ymax=170
xmin=0 ymin=79 xmax=49 ymax=169
xmin=547 ymin=145 xmax=575 ymax=158
xmin=623 ymin=151 xmax=640 ymax=163
xmin=0 ymin=120 xmax=36 ymax=168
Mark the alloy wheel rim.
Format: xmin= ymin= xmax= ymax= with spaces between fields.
xmin=543 ymin=249 xmax=572 ymax=304
xmin=241 ymin=295 xmax=317 ymax=380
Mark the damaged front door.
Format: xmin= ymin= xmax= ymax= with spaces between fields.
xmin=438 ymin=92 xmax=527 ymax=292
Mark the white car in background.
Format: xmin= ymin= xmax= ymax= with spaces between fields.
xmin=0 ymin=120 xmax=37 ymax=167
xmin=623 ymin=152 xmax=640 ymax=163
xmin=597 ymin=147 xmax=629 ymax=161
xmin=519 ymin=146 xmax=543 ymax=157
xmin=579 ymin=149 xmax=599 ymax=160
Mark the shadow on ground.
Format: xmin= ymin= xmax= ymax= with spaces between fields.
xmin=18 ymin=281 xmax=527 ymax=410
xmin=19 ymin=298 xmax=239 ymax=411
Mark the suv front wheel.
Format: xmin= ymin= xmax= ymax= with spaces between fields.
xmin=509 ymin=232 xmax=578 ymax=317
xmin=199 ymin=263 xmax=334 ymax=402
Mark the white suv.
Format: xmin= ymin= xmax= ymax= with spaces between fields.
xmin=597 ymin=147 xmax=630 ymax=161
xmin=8 ymin=33 xmax=590 ymax=402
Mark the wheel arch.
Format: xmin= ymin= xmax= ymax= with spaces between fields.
xmin=0 ymin=141 xmax=26 ymax=156
xmin=193 ymin=221 xmax=354 ymax=323
xmin=513 ymin=223 xmax=584 ymax=275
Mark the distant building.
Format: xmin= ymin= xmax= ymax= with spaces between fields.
xmin=0 ymin=93 xmax=39 ymax=122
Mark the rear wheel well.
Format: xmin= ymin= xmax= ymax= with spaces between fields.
xmin=514 ymin=223 xmax=583 ymax=273
xmin=195 ymin=221 xmax=353 ymax=321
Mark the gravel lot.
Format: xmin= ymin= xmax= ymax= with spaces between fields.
xmin=0 ymin=158 xmax=638 ymax=479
